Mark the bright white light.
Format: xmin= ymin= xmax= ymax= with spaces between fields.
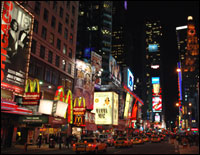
xmin=188 ymin=16 xmax=193 ymax=20
xmin=151 ymin=65 xmax=160 ymax=69
xmin=48 ymin=86 xmax=52 ymax=89
xmin=176 ymin=25 xmax=187 ymax=30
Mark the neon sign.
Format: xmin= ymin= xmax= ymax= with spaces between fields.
xmin=54 ymin=86 xmax=73 ymax=124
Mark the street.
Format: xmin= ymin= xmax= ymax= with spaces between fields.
xmin=15 ymin=140 xmax=178 ymax=154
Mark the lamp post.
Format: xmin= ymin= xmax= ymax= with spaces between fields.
xmin=188 ymin=103 xmax=192 ymax=129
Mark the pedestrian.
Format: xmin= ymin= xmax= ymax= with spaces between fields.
xmin=58 ymin=134 xmax=62 ymax=150
xmin=37 ymin=135 xmax=42 ymax=148
xmin=66 ymin=136 xmax=70 ymax=149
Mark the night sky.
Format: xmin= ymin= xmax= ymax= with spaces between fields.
xmin=124 ymin=1 xmax=199 ymax=122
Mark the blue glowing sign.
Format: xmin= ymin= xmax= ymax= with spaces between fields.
xmin=84 ymin=48 xmax=94 ymax=58
xmin=127 ymin=68 xmax=134 ymax=91
xmin=148 ymin=44 xmax=158 ymax=52
xmin=152 ymin=77 xmax=160 ymax=84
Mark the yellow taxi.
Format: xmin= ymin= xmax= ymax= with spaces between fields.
xmin=142 ymin=135 xmax=150 ymax=142
xmin=114 ymin=137 xmax=132 ymax=148
xmin=132 ymin=136 xmax=144 ymax=144
xmin=72 ymin=137 xmax=107 ymax=154
xmin=151 ymin=135 xmax=161 ymax=143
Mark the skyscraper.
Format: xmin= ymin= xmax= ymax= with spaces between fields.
xmin=143 ymin=19 xmax=164 ymax=129
xmin=77 ymin=1 xmax=113 ymax=85
xmin=176 ymin=16 xmax=199 ymax=129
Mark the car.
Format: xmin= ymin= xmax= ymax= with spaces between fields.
xmin=98 ymin=134 xmax=108 ymax=143
xmin=151 ymin=135 xmax=161 ymax=143
xmin=72 ymin=137 xmax=107 ymax=154
xmin=114 ymin=137 xmax=132 ymax=148
xmin=142 ymin=135 xmax=150 ymax=142
xmin=107 ymin=137 xmax=115 ymax=146
xmin=132 ymin=136 xmax=144 ymax=144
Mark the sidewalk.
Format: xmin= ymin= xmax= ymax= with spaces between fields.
xmin=1 ymin=144 xmax=71 ymax=154
xmin=178 ymin=144 xmax=199 ymax=154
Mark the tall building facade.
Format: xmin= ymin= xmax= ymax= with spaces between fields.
xmin=112 ymin=1 xmax=127 ymax=69
xmin=176 ymin=16 xmax=199 ymax=129
xmin=77 ymin=1 xmax=113 ymax=85
xmin=143 ymin=19 xmax=165 ymax=129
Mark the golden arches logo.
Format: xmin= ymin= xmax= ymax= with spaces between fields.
xmin=25 ymin=79 xmax=40 ymax=93
xmin=74 ymin=97 xmax=86 ymax=108
xmin=74 ymin=115 xmax=83 ymax=126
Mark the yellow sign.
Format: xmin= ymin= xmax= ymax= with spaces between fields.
xmin=25 ymin=79 xmax=40 ymax=93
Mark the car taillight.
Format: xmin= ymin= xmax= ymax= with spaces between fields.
xmin=158 ymin=138 xmax=160 ymax=140
xmin=124 ymin=141 xmax=128 ymax=143
xmin=73 ymin=144 xmax=76 ymax=147
xmin=139 ymin=140 xmax=142 ymax=142
xmin=131 ymin=140 xmax=133 ymax=142
xmin=151 ymin=138 xmax=153 ymax=141
xmin=114 ymin=141 xmax=116 ymax=143
xmin=84 ymin=141 xmax=87 ymax=144
xmin=88 ymin=144 xmax=92 ymax=147
xmin=108 ymin=139 xmax=110 ymax=142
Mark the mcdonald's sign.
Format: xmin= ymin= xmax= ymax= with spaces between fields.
xmin=54 ymin=86 xmax=73 ymax=124
xmin=73 ymin=97 xmax=86 ymax=127
xmin=23 ymin=79 xmax=41 ymax=105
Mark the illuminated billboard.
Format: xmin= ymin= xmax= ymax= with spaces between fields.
xmin=123 ymin=93 xmax=134 ymax=119
xmin=93 ymin=92 xmax=118 ymax=125
xmin=155 ymin=113 xmax=160 ymax=122
xmin=152 ymin=77 xmax=160 ymax=84
xmin=152 ymin=96 xmax=162 ymax=112
xmin=127 ymin=68 xmax=134 ymax=91
xmin=1 ymin=1 xmax=34 ymax=94
xmin=38 ymin=100 xmax=54 ymax=115
xmin=109 ymin=55 xmax=122 ymax=87
xmin=148 ymin=44 xmax=158 ymax=52
xmin=83 ymin=47 xmax=94 ymax=58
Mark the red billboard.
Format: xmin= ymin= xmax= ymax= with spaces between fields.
xmin=1 ymin=1 xmax=34 ymax=94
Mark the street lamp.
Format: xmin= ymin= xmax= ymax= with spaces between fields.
xmin=176 ymin=103 xmax=179 ymax=107
xmin=189 ymin=103 xmax=192 ymax=107
xmin=176 ymin=68 xmax=181 ymax=72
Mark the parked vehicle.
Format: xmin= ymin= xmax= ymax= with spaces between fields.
xmin=132 ymin=136 xmax=144 ymax=144
xmin=114 ymin=137 xmax=132 ymax=148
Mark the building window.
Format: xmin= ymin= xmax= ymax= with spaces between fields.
xmin=55 ymin=55 xmax=60 ymax=67
xmin=62 ymin=59 xmax=66 ymax=71
xmin=45 ymin=68 xmax=51 ymax=83
xmin=43 ymin=8 xmax=49 ymax=22
xmin=35 ymin=63 xmax=43 ymax=79
xmin=68 ymin=63 xmax=71 ymax=74
xmin=59 ymin=7 xmax=63 ymax=18
xmin=71 ymin=19 xmax=74 ymax=30
xmin=64 ymin=28 xmax=68 ymax=40
xmin=53 ymin=1 xmax=57 ymax=12
xmin=51 ymin=71 xmax=58 ymax=85
xmin=57 ymin=38 xmax=61 ymax=50
xmin=58 ymin=22 xmax=62 ymax=34
xmin=63 ymin=44 xmax=67 ymax=55
xmin=31 ymin=39 xmax=37 ymax=54
xmin=69 ymin=48 xmax=72 ymax=58
xmin=49 ymin=33 xmax=54 ymax=45
xmin=51 ymin=16 xmax=56 ymax=28
xmin=48 ymin=50 xmax=53 ymax=63
xmin=41 ymin=26 xmax=47 ymax=40
xmin=65 ymin=13 xmax=69 ymax=25
xmin=33 ymin=19 xmax=38 ymax=34
xmin=66 ymin=1 xmax=70 ymax=9
xmin=34 ymin=2 xmax=41 ymax=15
xmin=70 ymin=33 xmax=73 ymax=44
xmin=40 ymin=45 xmax=45 ymax=59
xmin=72 ymin=5 xmax=75 ymax=16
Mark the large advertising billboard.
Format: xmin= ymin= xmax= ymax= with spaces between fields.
xmin=152 ymin=96 xmax=162 ymax=112
xmin=127 ymin=68 xmax=134 ymax=91
xmin=91 ymin=51 xmax=102 ymax=88
xmin=148 ymin=44 xmax=158 ymax=52
xmin=124 ymin=92 xmax=134 ymax=119
xmin=93 ymin=92 xmax=118 ymax=125
xmin=109 ymin=55 xmax=122 ymax=87
xmin=1 ymin=1 xmax=34 ymax=94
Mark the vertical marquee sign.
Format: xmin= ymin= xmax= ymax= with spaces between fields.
xmin=1 ymin=1 xmax=34 ymax=94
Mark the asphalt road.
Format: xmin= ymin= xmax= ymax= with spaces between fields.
xmin=24 ymin=140 xmax=179 ymax=154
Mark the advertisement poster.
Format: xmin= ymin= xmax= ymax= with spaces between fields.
xmin=91 ymin=51 xmax=102 ymax=87
xmin=113 ymin=92 xmax=118 ymax=125
xmin=94 ymin=92 xmax=114 ymax=125
xmin=124 ymin=93 xmax=131 ymax=118
xmin=152 ymin=96 xmax=162 ymax=112
xmin=1 ymin=1 xmax=33 ymax=94
xmin=127 ymin=68 xmax=134 ymax=91
xmin=109 ymin=55 xmax=122 ymax=87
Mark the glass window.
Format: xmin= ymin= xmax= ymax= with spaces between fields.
xmin=71 ymin=19 xmax=74 ymax=30
xmin=66 ymin=1 xmax=70 ymax=9
xmin=62 ymin=59 xmax=66 ymax=71
xmin=64 ymin=28 xmax=68 ymax=40
xmin=45 ymin=68 xmax=51 ymax=83
xmin=51 ymin=16 xmax=56 ymax=28
xmin=40 ymin=45 xmax=45 ymax=59
xmin=43 ymin=8 xmax=49 ymax=22
xmin=33 ymin=19 xmax=38 ymax=34
xmin=60 ymin=7 xmax=63 ymax=18
xmin=35 ymin=2 xmax=41 ymax=15
xmin=53 ymin=1 xmax=57 ymax=12
xmin=35 ymin=63 xmax=43 ymax=79
xmin=41 ymin=26 xmax=47 ymax=40
xmin=55 ymin=55 xmax=60 ymax=67
xmin=69 ymin=48 xmax=72 ymax=58
xmin=68 ymin=63 xmax=71 ymax=74
xmin=31 ymin=39 xmax=37 ymax=54
xmin=57 ymin=38 xmax=61 ymax=50
xmin=70 ymin=33 xmax=73 ymax=44
xmin=49 ymin=33 xmax=54 ymax=45
xmin=72 ymin=5 xmax=75 ymax=16
xmin=65 ymin=13 xmax=69 ymax=25
xmin=51 ymin=71 xmax=58 ymax=85
xmin=63 ymin=44 xmax=67 ymax=55
xmin=58 ymin=22 xmax=62 ymax=34
xmin=48 ymin=50 xmax=53 ymax=63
